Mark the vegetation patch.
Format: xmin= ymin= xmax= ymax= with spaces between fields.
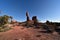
xmin=0 ymin=26 xmax=12 ymax=32
xmin=0 ymin=15 xmax=12 ymax=32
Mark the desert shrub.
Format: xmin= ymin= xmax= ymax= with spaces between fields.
xmin=41 ymin=24 xmax=54 ymax=33
xmin=0 ymin=26 xmax=12 ymax=32
xmin=55 ymin=26 xmax=60 ymax=34
xmin=1 ymin=27 xmax=11 ymax=32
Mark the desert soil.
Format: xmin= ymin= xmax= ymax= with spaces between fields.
xmin=0 ymin=26 xmax=60 ymax=40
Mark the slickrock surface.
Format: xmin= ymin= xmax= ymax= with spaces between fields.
xmin=0 ymin=26 xmax=60 ymax=40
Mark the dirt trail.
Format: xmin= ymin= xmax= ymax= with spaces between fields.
xmin=0 ymin=26 xmax=60 ymax=40
xmin=0 ymin=26 xmax=36 ymax=40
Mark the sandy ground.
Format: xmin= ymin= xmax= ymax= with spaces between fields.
xmin=0 ymin=26 xmax=60 ymax=40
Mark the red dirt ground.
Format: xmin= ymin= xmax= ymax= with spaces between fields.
xmin=0 ymin=26 xmax=60 ymax=40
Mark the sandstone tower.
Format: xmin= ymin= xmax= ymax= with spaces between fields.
xmin=32 ymin=16 xmax=38 ymax=25
xmin=26 ymin=11 xmax=30 ymax=21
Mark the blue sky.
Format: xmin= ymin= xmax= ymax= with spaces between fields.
xmin=0 ymin=0 xmax=60 ymax=22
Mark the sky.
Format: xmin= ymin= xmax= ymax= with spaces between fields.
xmin=0 ymin=0 xmax=60 ymax=22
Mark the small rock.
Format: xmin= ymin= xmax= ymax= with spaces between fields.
xmin=52 ymin=31 xmax=58 ymax=35
xmin=36 ymin=35 xmax=41 ymax=37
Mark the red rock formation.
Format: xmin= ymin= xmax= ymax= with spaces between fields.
xmin=32 ymin=16 xmax=38 ymax=25
xmin=26 ymin=11 xmax=30 ymax=21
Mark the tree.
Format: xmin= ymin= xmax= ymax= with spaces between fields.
xmin=9 ymin=16 xmax=13 ymax=23
xmin=0 ymin=15 xmax=12 ymax=27
xmin=3 ymin=15 xmax=10 ymax=24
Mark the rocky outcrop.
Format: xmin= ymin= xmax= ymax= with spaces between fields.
xmin=26 ymin=11 xmax=30 ymax=21
xmin=32 ymin=16 xmax=38 ymax=25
